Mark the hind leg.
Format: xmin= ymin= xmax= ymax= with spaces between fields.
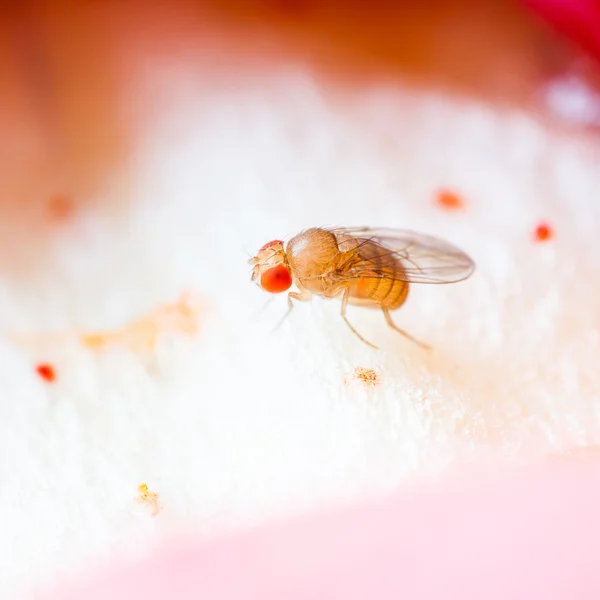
xmin=381 ymin=306 xmax=430 ymax=350
xmin=339 ymin=287 xmax=379 ymax=350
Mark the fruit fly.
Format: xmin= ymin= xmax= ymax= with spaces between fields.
xmin=248 ymin=226 xmax=475 ymax=349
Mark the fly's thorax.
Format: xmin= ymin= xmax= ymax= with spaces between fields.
xmin=296 ymin=268 xmax=341 ymax=297
xmin=286 ymin=228 xmax=340 ymax=277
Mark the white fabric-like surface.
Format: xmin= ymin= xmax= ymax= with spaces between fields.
xmin=1 ymin=63 xmax=600 ymax=598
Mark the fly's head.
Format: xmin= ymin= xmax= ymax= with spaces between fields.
xmin=248 ymin=240 xmax=292 ymax=294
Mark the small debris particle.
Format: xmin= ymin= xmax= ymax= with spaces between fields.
xmin=136 ymin=483 xmax=162 ymax=517
xmin=12 ymin=291 xmax=201 ymax=357
xmin=36 ymin=363 xmax=56 ymax=382
xmin=533 ymin=222 xmax=553 ymax=242
xmin=80 ymin=291 xmax=201 ymax=353
xmin=435 ymin=189 xmax=464 ymax=210
xmin=348 ymin=366 xmax=380 ymax=387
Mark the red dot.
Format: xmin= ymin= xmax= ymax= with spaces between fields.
xmin=534 ymin=222 xmax=553 ymax=242
xmin=435 ymin=189 xmax=464 ymax=210
xmin=36 ymin=363 xmax=56 ymax=383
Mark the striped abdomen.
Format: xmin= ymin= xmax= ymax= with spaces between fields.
xmin=344 ymin=239 xmax=409 ymax=311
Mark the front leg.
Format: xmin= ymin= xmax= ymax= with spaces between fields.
xmin=272 ymin=289 xmax=313 ymax=333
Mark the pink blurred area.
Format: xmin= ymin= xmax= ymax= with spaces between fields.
xmin=45 ymin=460 xmax=600 ymax=600
xmin=524 ymin=0 xmax=600 ymax=63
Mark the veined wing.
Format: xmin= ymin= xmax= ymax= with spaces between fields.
xmin=327 ymin=226 xmax=475 ymax=284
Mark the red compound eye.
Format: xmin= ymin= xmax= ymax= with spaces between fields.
xmin=260 ymin=240 xmax=283 ymax=252
xmin=260 ymin=265 xmax=292 ymax=293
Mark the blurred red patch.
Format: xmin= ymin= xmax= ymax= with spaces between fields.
xmin=47 ymin=195 xmax=75 ymax=221
xmin=534 ymin=222 xmax=553 ymax=242
xmin=36 ymin=363 xmax=56 ymax=382
xmin=523 ymin=0 xmax=600 ymax=65
xmin=435 ymin=189 xmax=464 ymax=210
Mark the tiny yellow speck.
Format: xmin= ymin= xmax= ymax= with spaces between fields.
xmin=136 ymin=482 xmax=162 ymax=517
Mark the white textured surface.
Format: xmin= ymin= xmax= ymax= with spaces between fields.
xmin=1 ymin=63 xmax=600 ymax=598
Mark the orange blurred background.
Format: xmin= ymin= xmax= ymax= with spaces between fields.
xmin=0 ymin=0 xmax=593 ymax=220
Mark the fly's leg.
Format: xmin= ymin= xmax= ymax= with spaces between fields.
xmin=252 ymin=295 xmax=275 ymax=319
xmin=381 ymin=306 xmax=430 ymax=350
xmin=271 ymin=290 xmax=312 ymax=334
xmin=339 ymin=287 xmax=379 ymax=350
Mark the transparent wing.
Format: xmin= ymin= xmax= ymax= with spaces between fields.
xmin=326 ymin=226 xmax=475 ymax=284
